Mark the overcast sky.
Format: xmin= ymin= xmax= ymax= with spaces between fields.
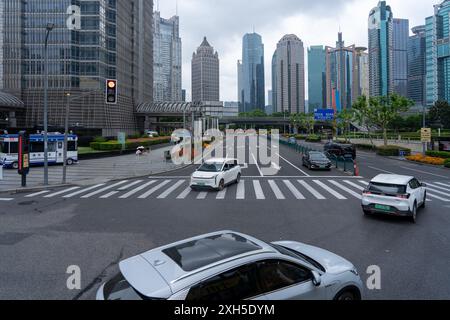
xmin=156 ymin=0 xmax=435 ymax=103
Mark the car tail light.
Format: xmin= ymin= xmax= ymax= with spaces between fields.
xmin=363 ymin=190 xmax=371 ymax=196
xmin=397 ymin=194 xmax=410 ymax=199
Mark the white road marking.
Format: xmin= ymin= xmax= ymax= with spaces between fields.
xmin=197 ymin=192 xmax=208 ymax=200
xmin=63 ymin=184 xmax=106 ymax=198
xmin=271 ymin=162 xmax=281 ymax=171
xmin=157 ymin=180 xmax=185 ymax=199
xmin=119 ymin=181 xmax=157 ymax=199
xmin=100 ymin=191 xmax=119 ymax=199
xmin=268 ymin=180 xmax=285 ymax=200
xmin=276 ymin=153 xmax=310 ymax=176
xmin=251 ymin=153 xmax=264 ymax=177
xmin=236 ymin=180 xmax=245 ymax=199
xmin=283 ymin=180 xmax=305 ymax=199
xmin=25 ymin=190 xmax=50 ymax=198
xmin=297 ymin=180 xmax=325 ymax=200
xmin=426 ymin=187 xmax=450 ymax=197
xmin=344 ymin=180 xmax=366 ymax=191
xmin=216 ymin=188 xmax=227 ymax=200
xmin=177 ymin=187 xmax=192 ymax=199
xmin=313 ymin=180 xmax=347 ymax=200
xmin=400 ymin=166 xmax=450 ymax=178
xmin=253 ymin=180 xmax=265 ymax=200
xmin=433 ymin=182 xmax=450 ymax=190
xmin=426 ymin=193 xmax=450 ymax=202
xmin=117 ymin=180 xmax=143 ymax=191
xmin=328 ymin=180 xmax=362 ymax=199
xmin=81 ymin=180 xmax=129 ymax=199
xmin=44 ymin=187 xmax=80 ymax=198
xmin=0 ymin=198 xmax=13 ymax=201
xmin=138 ymin=180 xmax=171 ymax=199
xmin=368 ymin=166 xmax=395 ymax=174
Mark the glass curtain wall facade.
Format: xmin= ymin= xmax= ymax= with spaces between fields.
xmin=274 ymin=34 xmax=305 ymax=114
xmin=408 ymin=25 xmax=426 ymax=106
xmin=355 ymin=47 xmax=370 ymax=97
xmin=153 ymin=12 xmax=182 ymax=102
xmin=241 ymin=33 xmax=265 ymax=112
xmin=368 ymin=1 xmax=394 ymax=97
xmin=325 ymin=33 xmax=358 ymax=112
xmin=271 ymin=51 xmax=277 ymax=113
xmin=393 ymin=18 xmax=409 ymax=97
xmin=0 ymin=0 xmax=153 ymax=135
xmin=426 ymin=0 xmax=450 ymax=106
xmin=308 ymin=45 xmax=326 ymax=110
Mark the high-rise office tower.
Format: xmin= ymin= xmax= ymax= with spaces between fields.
xmin=274 ymin=34 xmax=305 ymax=114
xmin=191 ymin=37 xmax=220 ymax=102
xmin=237 ymin=60 xmax=244 ymax=112
xmin=240 ymin=33 xmax=265 ymax=112
xmin=355 ymin=47 xmax=370 ymax=97
xmin=325 ymin=32 xmax=358 ymax=112
xmin=308 ymin=46 xmax=326 ymax=110
xmin=271 ymin=51 xmax=278 ymax=113
xmin=368 ymin=1 xmax=394 ymax=97
xmin=393 ymin=18 xmax=409 ymax=97
xmin=425 ymin=0 xmax=450 ymax=106
xmin=153 ymin=11 xmax=182 ymax=102
xmin=408 ymin=25 xmax=426 ymax=107
xmin=0 ymin=0 xmax=153 ymax=135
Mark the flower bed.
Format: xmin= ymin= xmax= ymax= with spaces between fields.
xmin=406 ymin=155 xmax=446 ymax=166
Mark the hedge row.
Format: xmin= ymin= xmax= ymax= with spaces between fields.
xmin=376 ymin=145 xmax=412 ymax=157
xmin=445 ymin=159 xmax=450 ymax=168
xmin=305 ymin=135 xmax=322 ymax=142
xmin=90 ymin=137 xmax=171 ymax=151
xmin=426 ymin=151 xmax=450 ymax=159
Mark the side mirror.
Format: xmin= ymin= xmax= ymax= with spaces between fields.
xmin=311 ymin=271 xmax=322 ymax=287
xmin=421 ymin=183 xmax=427 ymax=188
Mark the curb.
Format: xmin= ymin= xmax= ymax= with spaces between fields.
xmin=0 ymin=163 xmax=193 ymax=195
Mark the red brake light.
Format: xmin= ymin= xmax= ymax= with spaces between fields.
xmin=397 ymin=194 xmax=410 ymax=199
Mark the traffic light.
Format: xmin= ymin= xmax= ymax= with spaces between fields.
xmin=105 ymin=79 xmax=117 ymax=104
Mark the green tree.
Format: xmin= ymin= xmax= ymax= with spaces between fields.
xmin=369 ymin=94 xmax=414 ymax=146
xmin=290 ymin=113 xmax=302 ymax=133
xmin=352 ymin=95 xmax=376 ymax=147
xmin=304 ymin=113 xmax=316 ymax=135
xmin=337 ymin=109 xmax=354 ymax=142
xmin=429 ymin=100 xmax=450 ymax=129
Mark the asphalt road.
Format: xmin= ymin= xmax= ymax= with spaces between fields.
xmin=1 ymin=137 xmax=449 ymax=300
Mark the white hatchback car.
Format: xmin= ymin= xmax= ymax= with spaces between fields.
xmin=362 ymin=174 xmax=427 ymax=223
xmin=190 ymin=158 xmax=241 ymax=191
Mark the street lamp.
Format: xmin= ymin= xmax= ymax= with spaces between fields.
xmin=43 ymin=23 xmax=55 ymax=186
xmin=63 ymin=93 xmax=71 ymax=184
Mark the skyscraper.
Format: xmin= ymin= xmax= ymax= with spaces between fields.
xmin=308 ymin=46 xmax=326 ymax=110
xmin=408 ymin=25 xmax=426 ymax=106
xmin=425 ymin=1 xmax=450 ymax=106
xmin=237 ymin=60 xmax=244 ymax=112
xmin=191 ymin=37 xmax=220 ymax=102
xmin=325 ymin=32 xmax=358 ymax=112
xmin=240 ymin=33 xmax=265 ymax=112
xmin=0 ymin=0 xmax=153 ymax=135
xmin=355 ymin=47 xmax=370 ymax=97
xmin=393 ymin=18 xmax=409 ymax=97
xmin=153 ymin=11 xmax=182 ymax=102
xmin=274 ymin=34 xmax=305 ymax=114
xmin=368 ymin=1 xmax=394 ymax=97
xmin=271 ymin=51 xmax=278 ymax=113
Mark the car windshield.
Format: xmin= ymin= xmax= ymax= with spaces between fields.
xmin=197 ymin=162 xmax=223 ymax=172
xmin=310 ymin=153 xmax=328 ymax=161
xmin=369 ymin=183 xmax=407 ymax=195
xmin=270 ymin=243 xmax=325 ymax=272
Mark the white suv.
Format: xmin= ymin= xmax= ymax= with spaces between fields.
xmin=190 ymin=158 xmax=241 ymax=191
xmin=362 ymin=174 xmax=427 ymax=223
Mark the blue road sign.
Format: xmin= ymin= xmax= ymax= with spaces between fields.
xmin=314 ymin=109 xmax=335 ymax=121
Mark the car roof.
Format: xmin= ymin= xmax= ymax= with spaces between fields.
xmin=204 ymin=158 xmax=237 ymax=163
xmin=371 ymin=174 xmax=414 ymax=185
xmin=120 ymin=231 xmax=277 ymax=297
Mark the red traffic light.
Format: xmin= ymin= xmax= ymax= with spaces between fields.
xmin=107 ymin=80 xmax=116 ymax=89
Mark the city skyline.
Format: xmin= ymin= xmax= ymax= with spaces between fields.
xmin=157 ymin=0 xmax=435 ymax=102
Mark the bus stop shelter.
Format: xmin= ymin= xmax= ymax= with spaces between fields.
xmin=0 ymin=92 xmax=24 ymax=129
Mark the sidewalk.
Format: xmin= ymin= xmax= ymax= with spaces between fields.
xmin=0 ymin=145 xmax=186 ymax=192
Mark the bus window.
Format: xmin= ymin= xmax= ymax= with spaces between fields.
xmin=30 ymin=141 xmax=44 ymax=153
xmin=10 ymin=142 xmax=18 ymax=154
xmin=68 ymin=141 xmax=77 ymax=152
xmin=0 ymin=142 xmax=7 ymax=153
xmin=48 ymin=142 xmax=56 ymax=152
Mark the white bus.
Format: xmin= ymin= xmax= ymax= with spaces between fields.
xmin=0 ymin=133 xmax=78 ymax=169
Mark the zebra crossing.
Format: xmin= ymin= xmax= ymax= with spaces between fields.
xmin=18 ymin=178 xmax=450 ymax=204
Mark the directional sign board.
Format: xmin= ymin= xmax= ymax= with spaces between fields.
xmin=421 ymin=128 xmax=432 ymax=143
xmin=314 ymin=109 xmax=335 ymax=121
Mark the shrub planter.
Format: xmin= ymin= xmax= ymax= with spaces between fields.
xmin=376 ymin=145 xmax=411 ymax=157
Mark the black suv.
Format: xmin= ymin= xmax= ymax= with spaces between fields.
xmin=324 ymin=142 xmax=356 ymax=160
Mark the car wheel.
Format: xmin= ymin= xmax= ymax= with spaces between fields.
xmin=335 ymin=290 xmax=357 ymax=301
xmin=235 ymin=173 xmax=241 ymax=184
xmin=410 ymin=203 xmax=417 ymax=224
xmin=12 ymin=162 xmax=19 ymax=170
xmin=218 ymin=179 xmax=225 ymax=191
xmin=420 ymin=192 xmax=426 ymax=209
xmin=66 ymin=159 xmax=74 ymax=166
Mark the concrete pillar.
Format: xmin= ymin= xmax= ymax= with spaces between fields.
xmin=8 ymin=111 xmax=17 ymax=128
